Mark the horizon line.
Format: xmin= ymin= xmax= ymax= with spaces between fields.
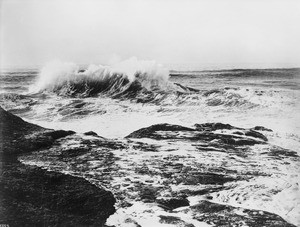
xmin=1 ymin=65 xmax=300 ymax=73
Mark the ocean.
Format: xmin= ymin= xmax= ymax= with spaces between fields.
xmin=1 ymin=59 xmax=300 ymax=226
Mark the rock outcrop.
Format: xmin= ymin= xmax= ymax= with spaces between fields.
xmin=0 ymin=106 xmax=75 ymax=155
xmin=126 ymin=122 xmax=268 ymax=146
xmin=2 ymin=107 xmax=297 ymax=226
xmin=0 ymin=106 xmax=116 ymax=226
xmin=178 ymin=200 xmax=296 ymax=227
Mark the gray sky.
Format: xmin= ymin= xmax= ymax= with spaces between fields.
xmin=1 ymin=0 xmax=300 ymax=70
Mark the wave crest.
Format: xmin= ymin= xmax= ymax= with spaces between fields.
xmin=31 ymin=57 xmax=171 ymax=98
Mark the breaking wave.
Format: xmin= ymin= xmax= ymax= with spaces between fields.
xmin=26 ymin=58 xmax=288 ymax=110
xmin=31 ymin=58 xmax=176 ymax=99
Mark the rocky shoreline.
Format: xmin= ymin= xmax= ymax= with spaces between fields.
xmin=1 ymin=106 xmax=298 ymax=226
xmin=0 ymin=106 xmax=115 ymax=226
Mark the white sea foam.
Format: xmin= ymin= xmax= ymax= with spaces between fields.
xmin=106 ymin=202 xmax=212 ymax=227
xmin=30 ymin=60 xmax=79 ymax=92
xmin=30 ymin=57 xmax=170 ymax=94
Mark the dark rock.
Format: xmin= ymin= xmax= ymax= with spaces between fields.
xmin=126 ymin=123 xmax=195 ymax=139
xmin=0 ymin=162 xmax=116 ymax=226
xmin=60 ymin=147 xmax=89 ymax=158
xmin=182 ymin=200 xmax=296 ymax=227
xmin=84 ymin=131 xmax=100 ymax=137
xmin=0 ymin=106 xmax=43 ymax=136
xmin=203 ymin=89 xmax=222 ymax=97
xmin=173 ymin=82 xmax=200 ymax=92
xmin=44 ymin=130 xmax=75 ymax=140
xmin=0 ymin=106 xmax=116 ymax=225
xmin=233 ymin=131 xmax=244 ymax=135
xmin=126 ymin=123 xmax=267 ymax=146
xmin=194 ymin=133 xmax=265 ymax=146
xmin=194 ymin=122 xmax=237 ymax=131
xmin=159 ymin=215 xmax=195 ymax=226
xmin=139 ymin=185 xmax=160 ymax=203
xmin=157 ymin=197 xmax=189 ymax=210
xmin=0 ymin=106 xmax=74 ymax=155
xmin=245 ymin=130 xmax=268 ymax=141
xmin=205 ymin=195 xmax=213 ymax=200
xmin=252 ymin=126 xmax=273 ymax=132
xmin=74 ymin=102 xmax=86 ymax=108
xmin=195 ymin=123 xmax=269 ymax=141
xmin=267 ymin=146 xmax=298 ymax=158
xmin=123 ymin=218 xmax=142 ymax=227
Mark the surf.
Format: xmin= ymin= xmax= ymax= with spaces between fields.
xmin=30 ymin=58 xmax=174 ymax=97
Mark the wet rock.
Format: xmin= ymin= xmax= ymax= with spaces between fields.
xmin=157 ymin=197 xmax=189 ymax=210
xmin=180 ymin=200 xmax=296 ymax=227
xmin=139 ymin=185 xmax=160 ymax=203
xmin=203 ymin=89 xmax=222 ymax=97
xmin=252 ymin=126 xmax=273 ymax=132
xmin=60 ymin=147 xmax=89 ymax=158
xmin=84 ymin=131 xmax=100 ymax=137
xmin=0 ymin=106 xmax=116 ymax=225
xmin=0 ymin=106 xmax=74 ymax=155
xmin=127 ymin=123 xmax=267 ymax=146
xmin=159 ymin=215 xmax=195 ymax=227
xmin=194 ymin=133 xmax=265 ymax=146
xmin=173 ymin=82 xmax=200 ymax=92
xmin=126 ymin=123 xmax=195 ymax=139
xmin=195 ymin=123 xmax=268 ymax=141
xmin=233 ymin=131 xmax=244 ymax=136
xmin=0 ymin=106 xmax=43 ymax=135
xmin=74 ymin=102 xmax=86 ymax=108
xmin=43 ymin=129 xmax=75 ymax=140
xmin=194 ymin=122 xmax=237 ymax=131
xmin=0 ymin=162 xmax=116 ymax=226
xmin=267 ymin=146 xmax=298 ymax=158
xmin=123 ymin=218 xmax=142 ymax=227
xmin=245 ymin=130 xmax=267 ymax=141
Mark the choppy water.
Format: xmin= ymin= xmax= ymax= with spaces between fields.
xmin=1 ymin=61 xmax=300 ymax=226
xmin=1 ymin=65 xmax=299 ymax=142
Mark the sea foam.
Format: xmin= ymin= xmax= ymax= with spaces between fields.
xmin=30 ymin=57 xmax=170 ymax=96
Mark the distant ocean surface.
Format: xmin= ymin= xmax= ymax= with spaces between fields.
xmin=1 ymin=60 xmax=300 ymax=226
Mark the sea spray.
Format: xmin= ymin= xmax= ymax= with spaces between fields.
xmin=30 ymin=57 xmax=171 ymax=97
xmin=32 ymin=61 xmax=79 ymax=92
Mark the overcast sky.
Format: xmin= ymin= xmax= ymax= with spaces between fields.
xmin=1 ymin=0 xmax=300 ymax=70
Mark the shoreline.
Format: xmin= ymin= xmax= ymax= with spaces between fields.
xmin=0 ymin=106 xmax=298 ymax=226
xmin=0 ymin=106 xmax=116 ymax=226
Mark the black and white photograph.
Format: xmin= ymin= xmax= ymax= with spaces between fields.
xmin=0 ymin=0 xmax=299 ymax=226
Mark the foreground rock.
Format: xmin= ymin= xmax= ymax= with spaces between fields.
xmin=164 ymin=200 xmax=296 ymax=227
xmin=126 ymin=123 xmax=268 ymax=146
xmin=0 ymin=162 xmax=116 ymax=226
xmin=4 ymin=107 xmax=297 ymax=226
xmin=0 ymin=106 xmax=116 ymax=226
xmin=0 ymin=106 xmax=75 ymax=155
xmin=18 ymin=119 xmax=299 ymax=226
